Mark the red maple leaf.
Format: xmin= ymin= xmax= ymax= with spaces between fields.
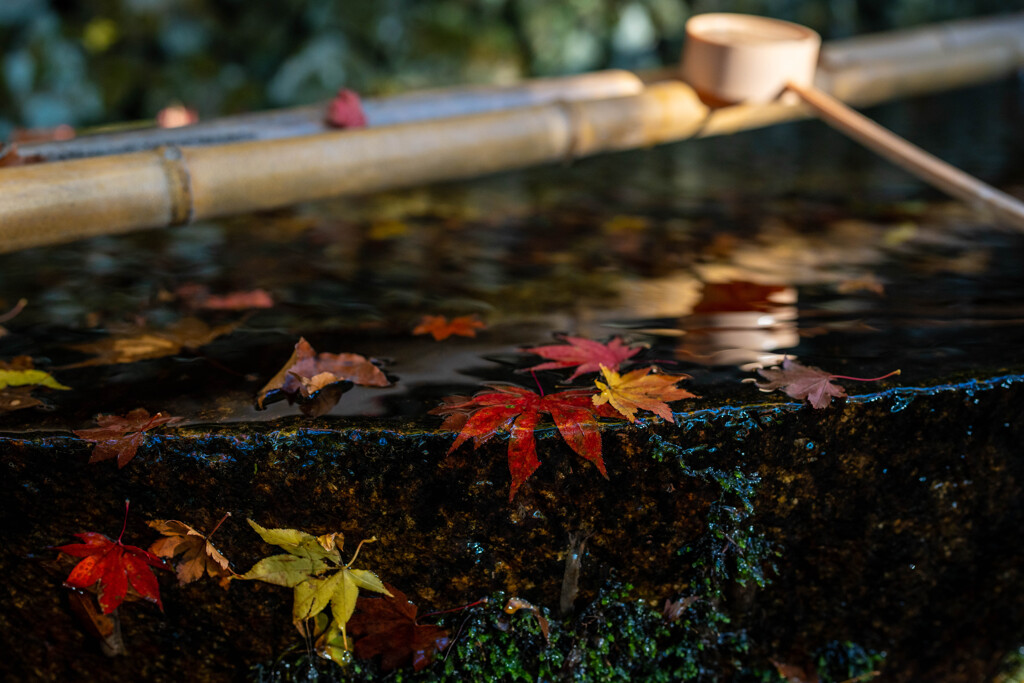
xmin=412 ymin=315 xmax=486 ymax=341
xmin=54 ymin=502 xmax=170 ymax=614
xmin=431 ymin=384 xmax=618 ymax=500
xmin=349 ymin=584 xmax=450 ymax=672
xmin=521 ymin=336 xmax=642 ymax=380
xmin=176 ymin=284 xmax=273 ymax=310
xmin=74 ymin=408 xmax=182 ymax=468
xmin=326 ymin=89 xmax=367 ymax=128
xmin=756 ymin=358 xmax=900 ymax=409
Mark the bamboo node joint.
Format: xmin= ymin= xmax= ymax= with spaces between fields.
xmin=158 ymin=145 xmax=195 ymax=226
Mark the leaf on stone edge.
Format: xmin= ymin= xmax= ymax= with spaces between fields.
xmin=349 ymin=583 xmax=450 ymax=672
xmin=240 ymin=553 xmax=329 ymax=588
xmin=754 ymin=358 xmax=900 ymax=409
xmin=430 ymin=384 xmax=618 ymax=500
xmin=771 ymin=658 xmax=822 ymax=683
xmin=246 ymin=519 xmax=342 ymax=563
xmin=55 ymin=530 xmax=170 ymax=615
xmin=147 ymin=515 xmax=232 ymax=588
xmin=240 ymin=520 xmax=390 ymax=637
xmin=592 ymin=365 xmax=696 ymax=423
xmin=74 ymin=408 xmax=183 ymax=468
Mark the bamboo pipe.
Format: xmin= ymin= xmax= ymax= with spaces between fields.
xmin=2 ymin=13 xmax=1024 ymax=253
xmin=9 ymin=69 xmax=646 ymax=162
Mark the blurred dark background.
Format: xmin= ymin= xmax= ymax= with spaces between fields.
xmin=1 ymin=0 xmax=1022 ymax=137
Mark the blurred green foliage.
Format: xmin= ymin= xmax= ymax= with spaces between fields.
xmin=1 ymin=0 xmax=1021 ymax=136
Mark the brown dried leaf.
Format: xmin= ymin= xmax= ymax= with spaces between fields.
xmin=661 ymin=596 xmax=699 ymax=621
xmin=503 ymin=597 xmax=550 ymax=645
xmin=771 ymin=658 xmax=821 ymax=683
xmin=755 ymin=358 xmax=899 ymax=409
xmin=349 ymin=584 xmax=450 ymax=672
xmin=0 ymin=387 xmax=44 ymax=414
xmin=147 ymin=515 xmax=232 ymax=587
xmin=256 ymin=338 xmax=391 ymax=412
xmin=74 ymin=408 xmax=183 ymax=468
xmin=66 ymin=317 xmax=240 ymax=368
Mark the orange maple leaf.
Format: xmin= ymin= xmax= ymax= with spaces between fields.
xmin=412 ymin=315 xmax=486 ymax=341
xmin=592 ymin=365 xmax=696 ymax=423
xmin=147 ymin=512 xmax=233 ymax=588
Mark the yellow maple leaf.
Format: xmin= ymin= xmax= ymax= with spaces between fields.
xmin=592 ymin=365 xmax=696 ymax=423
xmin=239 ymin=519 xmax=391 ymax=649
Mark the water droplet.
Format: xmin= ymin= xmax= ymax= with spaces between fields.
xmin=890 ymin=393 xmax=914 ymax=412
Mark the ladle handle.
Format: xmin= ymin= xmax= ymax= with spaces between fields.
xmin=786 ymin=81 xmax=1024 ymax=232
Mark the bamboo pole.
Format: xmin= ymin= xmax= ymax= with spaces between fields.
xmin=2 ymin=13 xmax=1023 ymax=253
xmin=8 ymin=70 xmax=645 ymax=162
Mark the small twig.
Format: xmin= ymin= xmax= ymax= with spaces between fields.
xmin=443 ymin=612 xmax=476 ymax=662
xmin=0 ymin=298 xmax=27 ymax=323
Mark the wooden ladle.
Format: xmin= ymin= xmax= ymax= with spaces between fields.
xmin=682 ymin=13 xmax=1024 ymax=231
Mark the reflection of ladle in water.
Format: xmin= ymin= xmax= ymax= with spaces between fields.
xmin=681 ymin=13 xmax=1024 ymax=232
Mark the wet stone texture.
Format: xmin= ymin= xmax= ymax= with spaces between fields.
xmin=2 ymin=374 xmax=1023 ymax=681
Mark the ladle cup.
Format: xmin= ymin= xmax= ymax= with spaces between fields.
xmin=682 ymin=13 xmax=1024 ymax=231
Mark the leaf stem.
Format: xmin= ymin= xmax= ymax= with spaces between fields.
xmin=421 ymin=597 xmax=489 ymax=619
xmin=530 ymin=370 xmax=545 ymax=397
xmin=117 ymin=499 xmax=130 ymax=544
xmin=207 ymin=511 xmax=232 ymax=540
xmin=346 ymin=536 xmax=377 ymax=567
xmin=829 ymin=369 xmax=901 ymax=382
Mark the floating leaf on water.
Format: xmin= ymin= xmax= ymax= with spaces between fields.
xmin=412 ymin=315 xmax=485 ymax=341
xmin=65 ymin=317 xmax=241 ymax=368
xmin=256 ymin=337 xmax=391 ymax=414
xmin=0 ymin=387 xmax=44 ymax=414
xmin=521 ymin=335 xmax=642 ymax=380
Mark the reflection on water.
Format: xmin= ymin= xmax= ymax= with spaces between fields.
xmin=1 ymin=80 xmax=1023 ymax=430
